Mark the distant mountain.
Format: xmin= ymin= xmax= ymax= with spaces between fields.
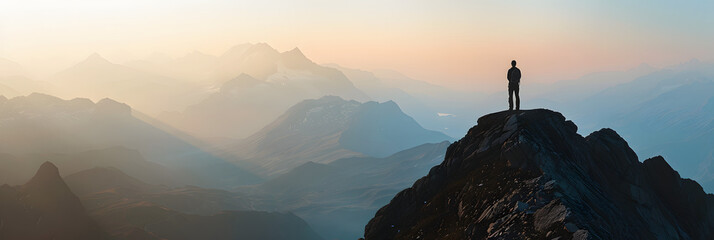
xmin=0 ymin=162 xmax=109 ymax=239
xmin=228 ymin=96 xmax=452 ymax=176
xmin=52 ymin=53 xmax=203 ymax=114
xmin=64 ymin=167 xmax=250 ymax=216
xmin=0 ymin=93 xmax=260 ymax=188
xmin=138 ymin=211 xmax=323 ymax=240
xmin=523 ymin=63 xmax=656 ymax=108
xmin=125 ymin=51 xmax=219 ymax=82
xmin=158 ymin=43 xmax=369 ymax=139
xmin=64 ymin=166 xmax=161 ymax=196
xmin=365 ymin=110 xmax=714 ymax=240
xmin=63 ymin=167 xmax=323 ymax=240
xmin=252 ymin=141 xmax=450 ymax=240
xmin=0 ymin=147 xmax=186 ymax=187
xmin=566 ymin=62 xmax=714 ymax=192
xmin=0 ymin=57 xmax=27 ymax=77
xmin=0 ymin=75 xmax=51 ymax=98
xmin=332 ymin=64 xmax=490 ymax=138
xmin=0 ymin=58 xmax=51 ymax=97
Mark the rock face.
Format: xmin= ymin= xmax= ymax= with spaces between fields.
xmin=0 ymin=162 xmax=108 ymax=240
xmin=364 ymin=109 xmax=714 ymax=240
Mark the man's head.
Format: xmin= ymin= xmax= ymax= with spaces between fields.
xmin=511 ymin=60 xmax=517 ymax=67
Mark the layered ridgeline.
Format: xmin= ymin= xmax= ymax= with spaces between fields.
xmin=228 ymin=96 xmax=453 ymax=176
xmin=365 ymin=109 xmax=714 ymax=240
xmin=0 ymin=93 xmax=259 ymax=188
xmin=571 ymin=61 xmax=714 ymax=192
xmin=62 ymin=167 xmax=323 ymax=240
xmin=252 ymin=141 xmax=450 ymax=240
xmin=0 ymin=162 xmax=109 ymax=240
xmin=159 ymin=43 xmax=369 ymax=139
xmin=52 ymin=53 xmax=203 ymax=114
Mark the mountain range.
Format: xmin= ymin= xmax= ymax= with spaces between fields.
xmin=248 ymin=141 xmax=450 ymax=240
xmin=157 ymin=44 xmax=369 ymax=139
xmin=52 ymin=53 xmax=204 ymax=115
xmin=223 ymin=96 xmax=452 ymax=176
xmin=565 ymin=60 xmax=714 ymax=192
xmin=0 ymin=93 xmax=259 ymax=188
xmin=63 ymin=166 xmax=323 ymax=240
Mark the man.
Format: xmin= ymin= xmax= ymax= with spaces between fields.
xmin=507 ymin=60 xmax=521 ymax=111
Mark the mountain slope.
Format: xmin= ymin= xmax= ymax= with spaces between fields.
xmin=230 ymin=96 xmax=452 ymax=176
xmin=253 ymin=141 xmax=449 ymax=240
xmin=564 ymin=63 xmax=714 ymax=193
xmin=63 ymin=167 xmax=322 ymax=240
xmin=365 ymin=109 xmax=714 ymax=240
xmin=159 ymin=43 xmax=369 ymax=139
xmin=52 ymin=53 xmax=201 ymax=114
xmin=0 ymin=93 xmax=260 ymax=188
xmin=0 ymin=162 xmax=109 ymax=240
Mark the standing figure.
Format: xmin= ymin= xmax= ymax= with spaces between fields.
xmin=507 ymin=60 xmax=521 ymax=111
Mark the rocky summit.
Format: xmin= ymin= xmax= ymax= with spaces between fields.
xmin=364 ymin=109 xmax=714 ymax=240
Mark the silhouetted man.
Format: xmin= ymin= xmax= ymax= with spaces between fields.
xmin=507 ymin=60 xmax=521 ymax=111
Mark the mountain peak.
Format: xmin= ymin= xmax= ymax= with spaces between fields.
xmin=34 ymin=161 xmax=61 ymax=179
xmin=26 ymin=92 xmax=64 ymax=103
xmin=284 ymin=47 xmax=305 ymax=57
xmin=95 ymin=98 xmax=132 ymax=115
xmin=221 ymin=73 xmax=263 ymax=92
xmin=246 ymin=42 xmax=279 ymax=55
xmin=84 ymin=53 xmax=111 ymax=64
xmin=23 ymin=161 xmax=74 ymax=199
xmin=365 ymin=109 xmax=714 ymax=239
xmin=281 ymin=46 xmax=314 ymax=68
xmin=2 ymin=161 xmax=108 ymax=239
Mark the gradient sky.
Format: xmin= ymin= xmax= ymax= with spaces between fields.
xmin=1 ymin=0 xmax=713 ymax=91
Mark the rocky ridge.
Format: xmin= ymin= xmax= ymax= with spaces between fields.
xmin=364 ymin=109 xmax=714 ymax=240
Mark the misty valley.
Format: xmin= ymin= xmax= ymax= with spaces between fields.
xmin=2 ymin=42 xmax=714 ymax=240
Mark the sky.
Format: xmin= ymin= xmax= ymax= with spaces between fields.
xmin=1 ymin=0 xmax=713 ymax=92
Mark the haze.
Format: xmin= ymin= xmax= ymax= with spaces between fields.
xmin=3 ymin=1 xmax=714 ymax=239
xmin=2 ymin=0 xmax=713 ymax=91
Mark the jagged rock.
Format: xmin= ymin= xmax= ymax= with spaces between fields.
xmin=364 ymin=109 xmax=714 ymax=240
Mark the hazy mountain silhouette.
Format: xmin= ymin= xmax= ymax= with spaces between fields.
xmin=0 ymin=93 xmax=260 ymax=188
xmin=228 ymin=96 xmax=452 ymax=176
xmin=0 ymin=57 xmax=27 ymax=77
xmin=125 ymin=50 xmax=220 ymax=82
xmin=365 ymin=110 xmax=714 ymax=239
xmin=62 ymin=167 xmax=322 ymax=240
xmin=0 ymin=162 xmax=109 ymax=239
xmin=564 ymin=62 xmax=714 ymax=192
xmin=0 ymin=147 xmax=185 ymax=187
xmin=0 ymin=58 xmax=52 ymax=98
xmin=523 ymin=63 xmax=656 ymax=108
xmin=333 ymin=64 xmax=491 ymax=138
xmin=251 ymin=141 xmax=450 ymax=240
xmin=52 ymin=53 xmax=204 ymax=114
xmin=158 ymin=43 xmax=370 ymax=139
xmin=64 ymin=166 xmax=250 ymax=215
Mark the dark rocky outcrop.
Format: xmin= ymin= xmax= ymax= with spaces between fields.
xmin=364 ymin=109 xmax=714 ymax=240
xmin=0 ymin=162 xmax=109 ymax=240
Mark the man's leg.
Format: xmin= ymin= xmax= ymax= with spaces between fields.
xmin=508 ymin=86 xmax=514 ymax=111
xmin=515 ymin=85 xmax=520 ymax=110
